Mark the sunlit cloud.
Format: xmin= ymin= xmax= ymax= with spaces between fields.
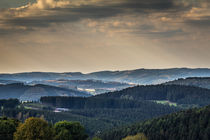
xmin=0 ymin=0 xmax=210 ymax=73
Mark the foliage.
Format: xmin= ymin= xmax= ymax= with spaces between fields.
xmin=100 ymin=105 xmax=210 ymax=140
xmin=0 ymin=99 xmax=20 ymax=109
xmin=91 ymin=137 xmax=102 ymax=140
xmin=0 ymin=105 xmax=178 ymax=136
xmin=0 ymin=117 xmax=20 ymax=140
xmin=122 ymin=133 xmax=148 ymax=140
xmin=54 ymin=121 xmax=88 ymax=140
xmin=14 ymin=117 xmax=54 ymax=140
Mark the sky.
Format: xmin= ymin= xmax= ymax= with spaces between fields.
xmin=0 ymin=0 xmax=210 ymax=73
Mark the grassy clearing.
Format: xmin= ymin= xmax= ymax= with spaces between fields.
xmin=23 ymin=102 xmax=53 ymax=110
xmin=153 ymin=100 xmax=177 ymax=107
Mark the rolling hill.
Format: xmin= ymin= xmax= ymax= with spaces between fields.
xmin=95 ymin=84 xmax=210 ymax=107
xmin=165 ymin=77 xmax=210 ymax=89
xmin=0 ymin=83 xmax=90 ymax=101
xmin=36 ymin=84 xmax=210 ymax=135
xmin=2 ymin=83 xmax=210 ymax=136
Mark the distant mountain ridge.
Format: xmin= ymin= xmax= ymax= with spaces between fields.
xmin=1 ymin=68 xmax=210 ymax=84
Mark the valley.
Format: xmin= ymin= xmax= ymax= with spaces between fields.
xmin=1 ymin=68 xmax=210 ymax=139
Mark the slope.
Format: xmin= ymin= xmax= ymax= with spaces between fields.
xmin=165 ymin=77 xmax=210 ymax=89
xmin=100 ymin=105 xmax=210 ymax=140
xmin=0 ymin=83 xmax=90 ymax=101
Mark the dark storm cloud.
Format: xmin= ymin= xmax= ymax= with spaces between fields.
xmin=0 ymin=0 xmax=35 ymax=9
xmin=0 ymin=0 xmax=209 ymax=36
xmin=134 ymin=28 xmax=186 ymax=38
xmin=0 ymin=0 xmax=188 ymax=28
xmin=185 ymin=16 xmax=210 ymax=28
xmin=1 ymin=0 xmax=210 ymax=73
xmin=1 ymin=5 xmax=123 ymax=29
xmin=112 ymin=0 xmax=178 ymax=11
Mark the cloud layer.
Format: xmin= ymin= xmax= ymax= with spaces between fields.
xmin=0 ymin=0 xmax=210 ymax=73
xmin=0 ymin=0 xmax=209 ymax=38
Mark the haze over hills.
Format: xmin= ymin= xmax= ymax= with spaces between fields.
xmin=1 ymin=68 xmax=210 ymax=84
xmin=29 ymin=79 xmax=132 ymax=95
xmin=0 ymin=83 xmax=90 ymax=101
xmin=29 ymin=79 xmax=131 ymax=89
xmin=1 ymin=70 xmax=210 ymax=138
xmin=2 ymin=68 xmax=210 ymax=98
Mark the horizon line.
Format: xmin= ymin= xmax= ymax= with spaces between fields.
xmin=1 ymin=67 xmax=210 ymax=75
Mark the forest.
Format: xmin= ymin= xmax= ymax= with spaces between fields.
xmin=95 ymin=84 xmax=210 ymax=106
xmin=1 ymin=98 xmax=178 ymax=136
xmin=1 ymin=84 xmax=210 ymax=139
xmin=41 ymin=84 xmax=210 ymax=108
xmin=1 ymin=99 xmax=210 ymax=140
xmin=100 ymin=105 xmax=210 ymax=140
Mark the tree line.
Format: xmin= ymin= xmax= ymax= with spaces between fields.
xmin=0 ymin=99 xmax=20 ymax=109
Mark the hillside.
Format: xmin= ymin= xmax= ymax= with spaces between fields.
xmin=165 ymin=77 xmax=210 ymax=89
xmin=0 ymin=83 xmax=90 ymax=101
xmin=1 ymin=96 xmax=178 ymax=136
xmin=38 ymin=84 xmax=210 ymax=135
xmin=2 ymin=68 xmax=210 ymax=84
xmin=100 ymin=105 xmax=210 ymax=140
xmin=3 ymin=84 xmax=210 ymax=136
xmin=95 ymin=84 xmax=210 ymax=107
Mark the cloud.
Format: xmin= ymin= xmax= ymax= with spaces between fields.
xmin=185 ymin=17 xmax=210 ymax=28
xmin=0 ymin=0 xmax=210 ymax=39
xmin=30 ymin=0 xmax=70 ymax=9
xmin=0 ymin=0 xmax=210 ymax=73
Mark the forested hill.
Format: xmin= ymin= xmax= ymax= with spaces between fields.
xmin=165 ymin=77 xmax=210 ymax=89
xmin=100 ymin=105 xmax=210 ymax=140
xmin=0 ymin=83 xmax=90 ymax=101
xmin=95 ymin=84 xmax=210 ymax=106
xmin=41 ymin=96 xmax=177 ymax=110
